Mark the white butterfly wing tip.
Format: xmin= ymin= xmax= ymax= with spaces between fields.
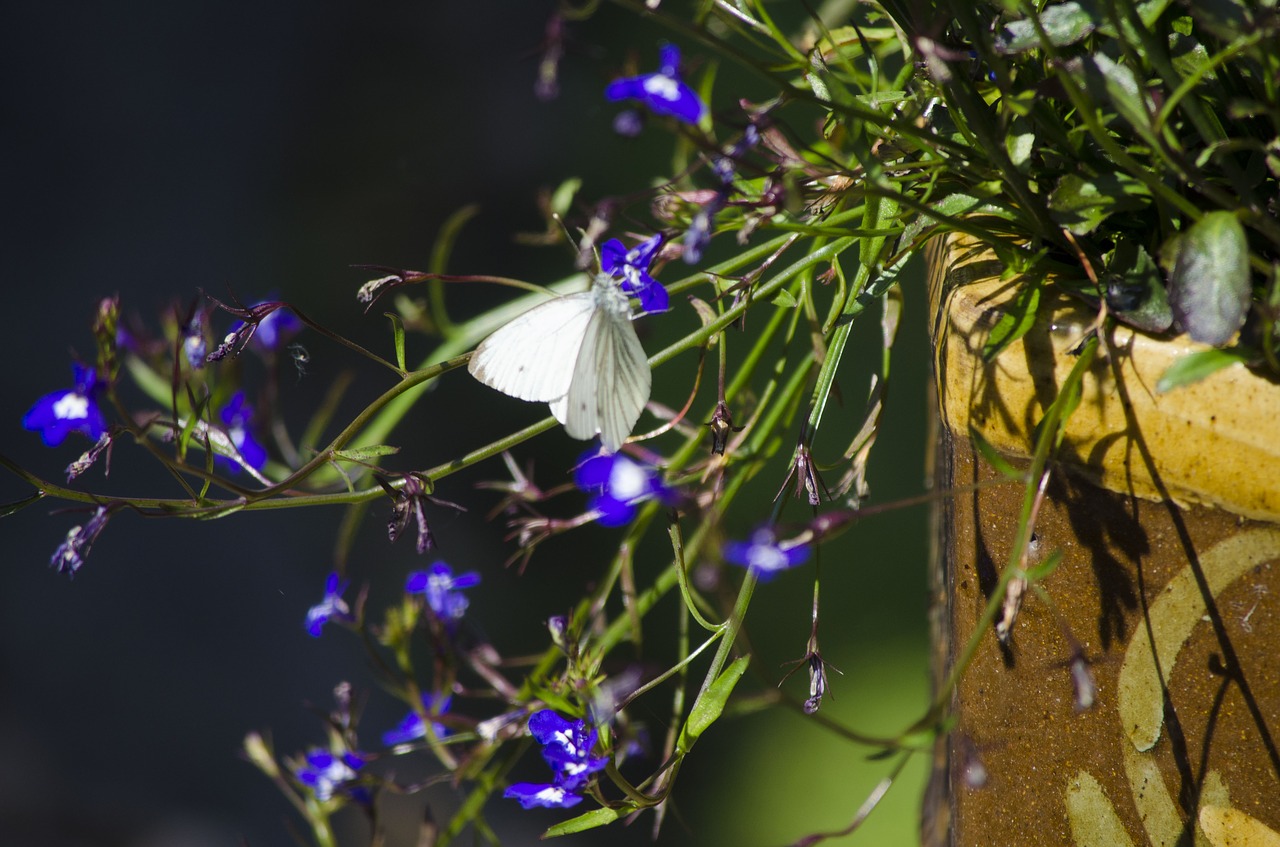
xmin=468 ymin=295 xmax=595 ymax=402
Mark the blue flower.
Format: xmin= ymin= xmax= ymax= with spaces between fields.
xmin=294 ymin=748 xmax=365 ymax=801
xmin=23 ymin=364 xmax=108 ymax=447
xmin=529 ymin=710 xmax=609 ymax=784
xmin=601 ymin=233 xmax=669 ymax=313
xmin=574 ymin=451 xmax=675 ymax=527
xmin=724 ymin=527 xmax=810 ymax=580
xmin=305 ymin=572 xmax=353 ymax=637
xmin=383 ymin=693 xmax=452 ymax=746
xmin=604 ymin=43 xmax=706 ymax=125
xmin=217 ymin=391 xmax=267 ymax=472
xmin=406 ymin=562 xmax=480 ymax=622
xmin=503 ymin=710 xmax=610 ymax=810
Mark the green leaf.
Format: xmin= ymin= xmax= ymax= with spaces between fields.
xmin=1166 ymin=211 xmax=1251 ymax=346
xmin=1062 ymin=54 xmax=1159 ymax=147
xmin=1156 ymin=347 xmax=1249 ymax=393
xmin=548 ymin=178 xmax=582 ymax=219
xmin=969 ymin=427 xmax=1024 ymax=481
xmin=994 ymin=2 xmax=1098 ymax=54
xmin=982 ymin=282 xmax=1041 ymax=362
xmin=678 ymin=656 xmax=748 ymax=753
xmin=1168 ymin=32 xmax=1213 ymax=83
xmin=1094 ymin=0 xmax=1176 ymax=39
xmin=1005 ymin=118 xmax=1035 ymax=171
xmin=543 ymin=805 xmax=634 ymax=838
xmin=1025 ymin=549 xmax=1064 ymax=582
xmin=1105 ymin=238 xmax=1173 ymax=333
xmin=770 ymin=288 xmax=798 ymax=308
xmin=385 ymin=312 xmax=407 ymax=371
xmin=332 ymin=445 xmax=401 ymax=462
xmin=1185 ymin=0 xmax=1252 ymax=41
xmin=1048 ymin=172 xmax=1151 ymax=235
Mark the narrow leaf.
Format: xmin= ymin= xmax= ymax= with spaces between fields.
xmin=770 ymin=288 xmax=798 ymax=308
xmin=982 ymin=282 xmax=1041 ymax=362
xmin=1025 ymin=549 xmax=1065 ymax=582
xmin=332 ymin=445 xmax=401 ymax=462
xmin=385 ymin=312 xmax=407 ymax=371
xmin=543 ymin=806 xmax=633 ymax=838
xmin=0 ymin=491 xmax=45 ymax=518
xmin=678 ymin=656 xmax=749 ymax=753
xmin=548 ymin=177 xmax=582 ymax=219
xmin=969 ymin=427 xmax=1024 ymax=481
xmin=1156 ymin=348 xmax=1249 ymax=393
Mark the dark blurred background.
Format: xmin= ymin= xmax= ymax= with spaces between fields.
xmin=1 ymin=3 xmax=932 ymax=845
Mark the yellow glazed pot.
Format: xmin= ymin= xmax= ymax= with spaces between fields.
xmin=924 ymin=233 xmax=1280 ymax=847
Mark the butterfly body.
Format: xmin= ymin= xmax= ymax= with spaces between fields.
xmin=468 ymin=276 xmax=650 ymax=452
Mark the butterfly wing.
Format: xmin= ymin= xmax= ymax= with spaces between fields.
xmin=554 ymin=307 xmax=651 ymax=452
xmin=468 ymin=294 xmax=596 ymax=402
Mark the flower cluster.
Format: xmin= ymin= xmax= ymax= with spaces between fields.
xmin=574 ymin=450 xmax=676 ymax=526
xmin=503 ymin=710 xmax=609 ymax=809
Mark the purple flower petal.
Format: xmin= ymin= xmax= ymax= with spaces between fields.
xmin=294 ymin=746 xmax=364 ymax=801
xmin=604 ymin=44 xmax=706 ymax=126
xmin=576 ymin=451 xmax=677 ymax=526
xmin=506 ymin=710 xmax=610 ymax=809
xmin=504 ymin=782 xmax=583 ymax=809
xmin=600 ymin=234 xmax=669 ymax=315
xmin=304 ymin=572 xmax=352 ymax=637
xmin=724 ymin=528 xmax=810 ymax=580
xmin=216 ymin=391 xmax=268 ymax=472
xmin=383 ymin=694 xmax=452 ymax=746
xmin=23 ymin=365 xmax=107 ymax=447
xmin=406 ymin=561 xmax=479 ymax=622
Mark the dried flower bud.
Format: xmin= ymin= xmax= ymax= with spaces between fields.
xmin=357 ymin=274 xmax=401 ymax=305
xmin=243 ymin=731 xmax=280 ymax=778
xmin=65 ymin=432 xmax=112 ymax=481
xmin=995 ymin=575 xmax=1026 ymax=647
xmin=381 ymin=472 xmax=465 ymax=555
xmin=50 ymin=506 xmax=111 ymax=575
xmin=803 ymin=653 xmax=829 ymax=715
xmin=707 ymin=400 xmax=742 ymax=455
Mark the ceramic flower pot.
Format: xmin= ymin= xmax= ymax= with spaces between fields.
xmin=923 ymin=233 xmax=1280 ymax=847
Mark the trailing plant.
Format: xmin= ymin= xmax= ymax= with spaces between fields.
xmin=5 ymin=0 xmax=1277 ymax=843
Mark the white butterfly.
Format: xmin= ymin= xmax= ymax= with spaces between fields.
xmin=468 ymin=274 xmax=651 ymax=452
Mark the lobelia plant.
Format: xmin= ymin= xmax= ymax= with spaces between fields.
xmin=5 ymin=0 xmax=1279 ymax=845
